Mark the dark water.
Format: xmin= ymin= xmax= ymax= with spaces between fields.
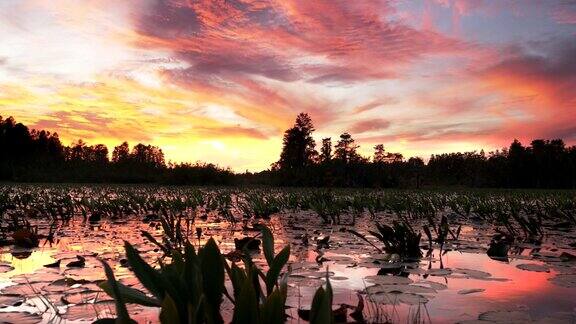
xmin=0 ymin=211 xmax=575 ymax=323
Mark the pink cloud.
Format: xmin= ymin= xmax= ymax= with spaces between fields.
xmin=132 ymin=0 xmax=469 ymax=85
xmin=350 ymin=119 xmax=391 ymax=134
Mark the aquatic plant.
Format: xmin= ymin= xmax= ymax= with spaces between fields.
xmin=309 ymin=191 xmax=346 ymax=225
xmin=349 ymin=221 xmax=423 ymax=260
xmin=422 ymin=215 xmax=461 ymax=251
xmin=97 ymin=225 xmax=302 ymax=323
xmin=237 ymin=192 xmax=281 ymax=220
xmin=487 ymin=231 xmax=514 ymax=260
xmin=447 ymin=195 xmax=472 ymax=218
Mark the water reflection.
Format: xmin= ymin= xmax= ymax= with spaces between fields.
xmin=0 ymin=248 xmax=56 ymax=278
xmin=0 ymin=215 xmax=574 ymax=323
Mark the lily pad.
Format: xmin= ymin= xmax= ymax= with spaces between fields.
xmin=426 ymin=268 xmax=452 ymax=276
xmin=364 ymin=275 xmax=413 ymax=285
xmin=548 ymin=274 xmax=576 ymax=288
xmin=366 ymin=284 xmax=436 ymax=295
xmin=458 ymin=288 xmax=485 ymax=295
xmin=453 ymin=268 xmax=491 ymax=279
xmin=370 ymin=292 xmax=429 ymax=305
xmin=12 ymin=272 xmax=63 ymax=283
xmin=290 ymin=271 xmax=334 ymax=279
xmin=0 ymin=312 xmax=42 ymax=324
xmin=516 ymin=263 xmax=550 ymax=273
xmin=0 ymin=294 xmax=24 ymax=308
xmin=414 ymin=280 xmax=448 ymax=291
xmin=0 ymin=264 xmax=15 ymax=273
xmin=477 ymin=310 xmax=531 ymax=323
xmin=1 ymin=282 xmax=48 ymax=295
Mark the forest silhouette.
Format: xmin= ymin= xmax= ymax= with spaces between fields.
xmin=1 ymin=114 xmax=576 ymax=188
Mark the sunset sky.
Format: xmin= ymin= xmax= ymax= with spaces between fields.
xmin=1 ymin=0 xmax=575 ymax=171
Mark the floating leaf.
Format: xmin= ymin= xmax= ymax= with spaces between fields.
xmin=99 ymin=259 xmax=133 ymax=324
xmin=458 ymin=288 xmax=485 ymax=295
xmin=159 ymin=294 xmax=180 ymax=324
xmin=0 ymin=294 xmax=24 ymax=308
xmin=365 ymin=275 xmax=413 ymax=285
xmin=477 ymin=310 xmax=531 ymax=323
xmin=99 ymin=281 xmax=160 ymax=307
xmin=516 ymin=263 xmax=550 ymax=273
xmin=0 ymin=264 xmax=15 ymax=273
xmin=0 ymin=312 xmax=42 ymax=324
xmin=548 ymin=274 xmax=576 ymax=288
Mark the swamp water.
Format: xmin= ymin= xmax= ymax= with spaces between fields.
xmin=0 ymin=211 xmax=575 ymax=323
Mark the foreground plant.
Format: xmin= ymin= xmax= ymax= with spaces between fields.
xmin=422 ymin=215 xmax=461 ymax=251
xmin=98 ymin=237 xmax=225 ymax=324
xmin=309 ymin=191 xmax=345 ymax=225
xmin=96 ymin=225 xmax=336 ymax=323
xmin=237 ymin=193 xmax=281 ymax=220
xmin=349 ymin=221 xmax=423 ymax=260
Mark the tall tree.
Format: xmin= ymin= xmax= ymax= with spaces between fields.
xmin=131 ymin=143 xmax=165 ymax=168
xmin=90 ymin=144 xmax=109 ymax=164
xmin=373 ymin=144 xmax=385 ymax=163
xmin=276 ymin=113 xmax=318 ymax=169
xmin=66 ymin=140 xmax=87 ymax=162
xmin=408 ymin=157 xmax=425 ymax=188
xmin=112 ymin=142 xmax=130 ymax=164
xmin=334 ymin=132 xmax=362 ymax=164
xmin=508 ymin=139 xmax=527 ymax=187
xmin=320 ymin=137 xmax=332 ymax=163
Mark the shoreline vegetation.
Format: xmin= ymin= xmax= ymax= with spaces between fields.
xmin=1 ymin=185 xmax=575 ymax=323
xmin=2 ymin=113 xmax=576 ymax=188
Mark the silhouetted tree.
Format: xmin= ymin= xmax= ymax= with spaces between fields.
xmin=386 ymin=152 xmax=403 ymax=163
xmin=276 ymin=113 xmax=317 ymax=170
xmin=4 ymin=113 xmax=576 ymax=188
xmin=373 ymin=144 xmax=385 ymax=163
xmin=131 ymin=143 xmax=165 ymax=169
xmin=507 ymin=139 xmax=527 ymax=187
xmin=0 ymin=115 xmax=230 ymax=185
xmin=112 ymin=142 xmax=131 ymax=164
xmin=334 ymin=133 xmax=362 ymax=164
xmin=65 ymin=140 xmax=88 ymax=162
xmin=92 ymin=144 xmax=109 ymax=164
xmin=320 ymin=137 xmax=332 ymax=163
xmin=407 ymin=157 xmax=425 ymax=188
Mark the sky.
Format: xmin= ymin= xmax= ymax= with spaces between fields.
xmin=0 ymin=0 xmax=575 ymax=171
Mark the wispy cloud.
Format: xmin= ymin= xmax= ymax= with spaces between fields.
xmin=0 ymin=0 xmax=574 ymax=170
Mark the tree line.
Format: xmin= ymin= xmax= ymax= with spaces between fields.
xmin=2 ymin=113 xmax=576 ymax=188
xmin=268 ymin=113 xmax=576 ymax=188
xmin=0 ymin=116 xmax=234 ymax=184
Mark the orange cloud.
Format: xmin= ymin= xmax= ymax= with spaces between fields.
xmin=1 ymin=0 xmax=575 ymax=171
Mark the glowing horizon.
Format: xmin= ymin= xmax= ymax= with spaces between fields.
xmin=1 ymin=0 xmax=575 ymax=171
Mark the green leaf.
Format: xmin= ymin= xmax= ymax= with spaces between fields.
xmin=171 ymin=250 xmax=185 ymax=272
xmin=423 ymin=226 xmax=433 ymax=246
xmin=161 ymin=264 xmax=188 ymax=312
xmin=183 ymin=242 xmax=202 ymax=306
xmin=160 ymin=294 xmax=180 ymax=324
xmin=99 ymin=260 xmax=133 ymax=324
xmin=92 ymin=319 xmax=116 ymax=324
xmin=265 ymin=245 xmax=290 ymax=295
xmin=347 ymin=229 xmax=383 ymax=253
xmin=260 ymin=226 xmax=275 ymax=266
xmin=124 ymin=241 xmax=166 ymax=300
xmin=324 ymin=271 xmax=333 ymax=304
xmin=199 ymin=237 xmax=224 ymax=324
xmin=99 ymin=281 xmax=160 ymax=307
xmin=232 ymin=276 xmax=259 ymax=324
xmin=260 ymin=288 xmax=286 ymax=324
xmin=226 ymin=262 xmax=247 ymax=301
xmin=309 ymin=272 xmax=333 ymax=324
xmin=141 ymin=230 xmax=170 ymax=255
